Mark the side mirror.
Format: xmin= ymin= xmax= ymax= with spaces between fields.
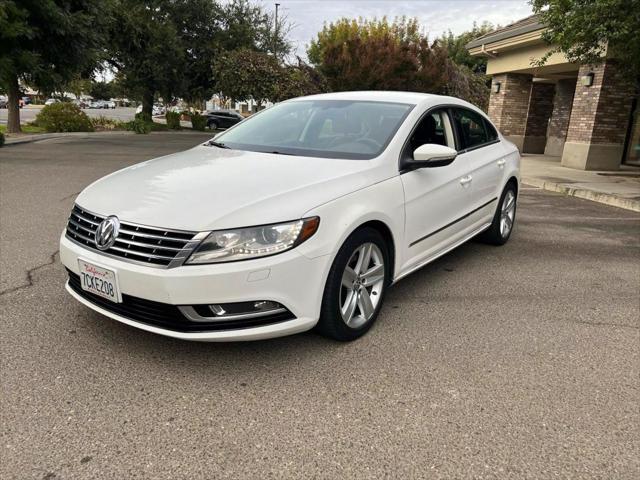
xmin=403 ymin=144 xmax=458 ymax=170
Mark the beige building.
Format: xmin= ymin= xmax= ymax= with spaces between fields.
xmin=468 ymin=15 xmax=639 ymax=170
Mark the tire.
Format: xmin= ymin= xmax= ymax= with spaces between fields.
xmin=208 ymin=121 xmax=218 ymax=130
xmin=316 ymin=227 xmax=390 ymax=341
xmin=477 ymin=183 xmax=517 ymax=245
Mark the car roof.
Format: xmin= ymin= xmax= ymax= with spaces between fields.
xmin=288 ymin=90 xmax=485 ymax=115
xmin=289 ymin=90 xmax=453 ymax=106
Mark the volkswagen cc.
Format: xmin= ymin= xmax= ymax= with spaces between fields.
xmin=61 ymin=91 xmax=520 ymax=341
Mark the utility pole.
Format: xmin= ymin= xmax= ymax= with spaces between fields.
xmin=274 ymin=3 xmax=280 ymax=59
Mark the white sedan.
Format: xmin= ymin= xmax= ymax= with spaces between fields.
xmin=60 ymin=91 xmax=520 ymax=342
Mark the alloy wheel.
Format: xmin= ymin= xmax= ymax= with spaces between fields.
xmin=500 ymin=190 xmax=516 ymax=238
xmin=339 ymin=242 xmax=385 ymax=328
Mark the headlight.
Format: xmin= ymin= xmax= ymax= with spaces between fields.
xmin=186 ymin=217 xmax=320 ymax=264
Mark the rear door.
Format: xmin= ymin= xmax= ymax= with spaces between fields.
xmin=450 ymin=108 xmax=504 ymax=227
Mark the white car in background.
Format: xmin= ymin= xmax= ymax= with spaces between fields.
xmin=44 ymin=98 xmax=61 ymax=106
xmin=135 ymin=104 xmax=164 ymax=116
xmin=61 ymin=91 xmax=520 ymax=342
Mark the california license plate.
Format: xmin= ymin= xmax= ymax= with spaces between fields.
xmin=78 ymin=259 xmax=121 ymax=303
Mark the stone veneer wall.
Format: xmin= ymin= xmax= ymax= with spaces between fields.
xmin=488 ymin=73 xmax=532 ymax=151
xmin=563 ymin=60 xmax=636 ymax=169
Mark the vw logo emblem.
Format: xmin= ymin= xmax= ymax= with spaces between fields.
xmin=95 ymin=216 xmax=120 ymax=251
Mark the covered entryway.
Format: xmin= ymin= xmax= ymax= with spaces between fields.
xmin=468 ymin=15 xmax=639 ymax=171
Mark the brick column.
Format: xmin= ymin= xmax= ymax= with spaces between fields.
xmin=544 ymin=78 xmax=576 ymax=156
xmin=562 ymin=60 xmax=636 ymax=170
xmin=523 ymin=82 xmax=555 ymax=153
xmin=488 ymin=73 xmax=532 ymax=152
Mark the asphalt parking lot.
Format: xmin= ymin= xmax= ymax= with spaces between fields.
xmin=1 ymin=133 xmax=638 ymax=479
xmin=0 ymin=106 xmax=137 ymax=125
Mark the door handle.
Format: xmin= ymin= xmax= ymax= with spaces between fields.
xmin=497 ymin=159 xmax=506 ymax=168
xmin=459 ymin=175 xmax=473 ymax=186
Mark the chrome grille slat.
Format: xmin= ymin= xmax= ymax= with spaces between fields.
xmin=65 ymin=204 xmax=201 ymax=268
xmin=70 ymin=212 xmax=100 ymax=226
xmin=108 ymin=245 xmax=176 ymax=261
xmin=113 ymin=237 xmax=185 ymax=252
xmin=68 ymin=217 xmax=96 ymax=235
xmin=117 ymin=228 xmax=191 ymax=243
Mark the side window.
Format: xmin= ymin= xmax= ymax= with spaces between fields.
xmin=408 ymin=110 xmax=454 ymax=157
xmin=452 ymin=108 xmax=493 ymax=150
xmin=484 ymin=118 xmax=498 ymax=141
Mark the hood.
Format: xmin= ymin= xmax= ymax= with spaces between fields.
xmin=76 ymin=145 xmax=383 ymax=231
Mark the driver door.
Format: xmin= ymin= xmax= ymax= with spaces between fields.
xmin=399 ymin=108 xmax=474 ymax=273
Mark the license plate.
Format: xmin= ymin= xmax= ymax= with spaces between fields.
xmin=78 ymin=259 xmax=121 ymax=303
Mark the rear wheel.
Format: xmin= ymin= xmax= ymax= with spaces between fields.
xmin=208 ymin=120 xmax=218 ymax=130
xmin=478 ymin=183 xmax=517 ymax=245
xmin=316 ymin=228 xmax=389 ymax=341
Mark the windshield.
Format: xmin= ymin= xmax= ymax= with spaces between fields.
xmin=212 ymin=100 xmax=414 ymax=159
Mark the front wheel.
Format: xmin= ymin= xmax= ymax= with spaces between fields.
xmin=316 ymin=228 xmax=390 ymax=341
xmin=478 ymin=183 xmax=517 ymax=245
xmin=208 ymin=121 xmax=218 ymax=130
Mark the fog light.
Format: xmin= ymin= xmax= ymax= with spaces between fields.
xmin=254 ymin=300 xmax=280 ymax=311
xmin=198 ymin=300 xmax=285 ymax=319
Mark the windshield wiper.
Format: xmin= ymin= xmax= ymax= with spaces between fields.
xmin=207 ymin=140 xmax=230 ymax=149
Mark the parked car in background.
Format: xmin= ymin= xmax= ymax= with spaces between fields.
xmin=0 ymin=96 xmax=7 ymax=108
xmin=21 ymin=96 xmax=31 ymax=105
xmin=205 ymin=109 xmax=244 ymax=130
xmin=135 ymin=104 xmax=164 ymax=116
xmin=73 ymin=99 xmax=90 ymax=109
xmin=104 ymin=100 xmax=116 ymax=109
xmin=45 ymin=98 xmax=61 ymax=106
xmin=60 ymin=91 xmax=520 ymax=343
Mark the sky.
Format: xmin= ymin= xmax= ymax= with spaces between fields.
xmin=263 ymin=0 xmax=535 ymax=59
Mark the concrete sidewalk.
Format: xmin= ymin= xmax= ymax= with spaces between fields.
xmin=521 ymin=154 xmax=640 ymax=212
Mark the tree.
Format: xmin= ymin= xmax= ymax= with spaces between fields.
xmin=307 ymin=17 xmax=490 ymax=109
xmin=89 ymin=81 xmax=116 ymax=100
xmin=438 ymin=22 xmax=496 ymax=74
xmin=272 ymin=59 xmax=329 ymax=102
xmin=0 ymin=0 xmax=112 ymax=133
xmin=108 ymin=0 xmax=192 ymax=120
xmin=531 ymin=0 xmax=640 ymax=79
xmin=109 ymin=0 xmax=292 ymax=117
xmin=215 ymin=49 xmax=282 ymax=108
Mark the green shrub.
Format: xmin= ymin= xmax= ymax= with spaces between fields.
xmin=190 ymin=113 xmax=207 ymax=131
xmin=91 ymin=116 xmax=126 ymax=131
xmin=135 ymin=111 xmax=152 ymax=123
xmin=165 ymin=111 xmax=181 ymax=130
xmin=35 ymin=103 xmax=94 ymax=132
xmin=125 ymin=118 xmax=151 ymax=134
xmin=0 ymin=131 xmax=4 ymax=147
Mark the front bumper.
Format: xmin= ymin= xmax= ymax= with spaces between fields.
xmin=60 ymin=233 xmax=330 ymax=341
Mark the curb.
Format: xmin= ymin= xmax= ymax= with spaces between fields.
xmin=3 ymin=131 xmax=134 ymax=146
xmin=2 ymin=129 xmax=209 ymax=146
xmin=523 ymin=176 xmax=640 ymax=212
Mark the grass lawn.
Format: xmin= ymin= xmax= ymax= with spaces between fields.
xmin=0 ymin=124 xmax=46 ymax=135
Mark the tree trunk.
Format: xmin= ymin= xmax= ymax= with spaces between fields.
xmin=6 ymin=74 xmax=21 ymax=134
xmin=140 ymin=90 xmax=154 ymax=122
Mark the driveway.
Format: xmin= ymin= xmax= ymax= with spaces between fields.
xmin=1 ymin=134 xmax=638 ymax=479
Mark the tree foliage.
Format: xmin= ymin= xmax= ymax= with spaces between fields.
xmin=0 ymin=0 xmax=112 ymax=132
xmin=215 ymin=49 xmax=282 ymax=107
xmin=531 ymin=0 xmax=640 ymax=78
xmin=307 ymin=17 xmax=490 ymax=109
xmin=438 ymin=22 xmax=496 ymax=74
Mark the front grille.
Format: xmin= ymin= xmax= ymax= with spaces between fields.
xmin=67 ymin=270 xmax=295 ymax=333
xmin=66 ymin=204 xmax=200 ymax=267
